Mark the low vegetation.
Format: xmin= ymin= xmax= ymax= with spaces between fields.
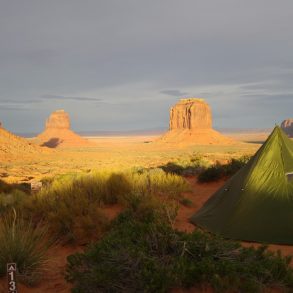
xmin=2 ymin=157 xmax=291 ymax=292
xmin=197 ymin=156 xmax=251 ymax=183
xmin=0 ymin=179 xmax=30 ymax=194
xmin=0 ymin=210 xmax=53 ymax=286
xmin=160 ymin=153 xmax=210 ymax=176
xmin=66 ymin=205 xmax=293 ymax=293
xmin=160 ymin=154 xmax=251 ymax=184
xmin=23 ymin=168 xmax=188 ymax=243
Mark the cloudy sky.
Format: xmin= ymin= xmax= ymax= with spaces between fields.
xmin=0 ymin=0 xmax=293 ymax=134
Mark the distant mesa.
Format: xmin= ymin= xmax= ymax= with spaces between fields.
xmin=37 ymin=110 xmax=93 ymax=148
xmin=159 ymin=98 xmax=233 ymax=145
xmin=281 ymin=119 xmax=293 ymax=138
xmin=45 ymin=109 xmax=70 ymax=129
xmin=169 ymin=98 xmax=212 ymax=130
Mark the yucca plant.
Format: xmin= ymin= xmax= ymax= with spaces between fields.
xmin=0 ymin=210 xmax=54 ymax=286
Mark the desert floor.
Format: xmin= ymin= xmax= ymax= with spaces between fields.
xmin=3 ymin=130 xmax=288 ymax=293
xmin=0 ymin=131 xmax=266 ymax=183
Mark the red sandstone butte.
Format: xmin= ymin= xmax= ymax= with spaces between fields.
xmin=281 ymin=119 xmax=293 ymax=138
xmin=37 ymin=110 xmax=93 ymax=148
xmin=160 ymin=98 xmax=233 ymax=145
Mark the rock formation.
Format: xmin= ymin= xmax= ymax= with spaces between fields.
xmin=160 ymin=98 xmax=233 ymax=145
xmin=37 ymin=110 xmax=92 ymax=148
xmin=0 ymin=123 xmax=41 ymax=158
xmin=281 ymin=119 xmax=293 ymax=138
xmin=45 ymin=110 xmax=71 ymax=129
xmin=169 ymin=98 xmax=212 ymax=130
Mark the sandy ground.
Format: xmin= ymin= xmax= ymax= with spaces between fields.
xmin=0 ymin=133 xmax=260 ymax=183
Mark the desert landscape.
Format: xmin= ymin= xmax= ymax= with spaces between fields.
xmin=1 ymin=2 xmax=293 ymax=292
xmin=0 ymin=98 xmax=293 ymax=293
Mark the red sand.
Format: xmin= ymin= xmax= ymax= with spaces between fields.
xmin=159 ymin=129 xmax=234 ymax=145
xmin=37 ymin=128 xmax=94 ymax=148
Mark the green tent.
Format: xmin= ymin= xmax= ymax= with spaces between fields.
xmin=191 ymin=126 xmax=293 ymax=244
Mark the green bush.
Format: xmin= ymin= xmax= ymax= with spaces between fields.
xmin=197 ymin=164 xmax=223 ymax=182
xmin=160 ymin=154 xmax=210 ymax=176
xmin=23 ymin=169 xmax=188 ymax=243
xmin=66 ymin=211 xmax=293 ymax=293
xmin=0 ymin=211 xmax=54 ymax=286
xmin=198 ymin=156 xmax=251 ymax=183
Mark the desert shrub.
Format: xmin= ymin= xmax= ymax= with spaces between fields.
xmin=66 ymin=211 xmax=293 ymax=293
xmin=224 ymin=156 xmax=251 ymax=176
xmin=0 ymin=190 xmax=28 ymax=215
xmin=26 ymin=187 xmax=110 ymax=243
xmin=0 ymin=179 xmax=30 ymax=194
xmin=0 ymin=179 xmax=13 ymax=193
xmin=24 ymin=169 xmax=187 ymax=243
xmin=197 ymin=164 xmax=223 ymax=182
xmin=0 ymin=211 xmax=54 ymax=286
xmin=198 ymin=156 xmax=251 ymax=183
xmin=127 ymin=168 xmax=189 ymax=198
xmin=123 ymin=192 xmax=179 ymax=227
xmin=160 ymin=153 xmax=210 ymax=176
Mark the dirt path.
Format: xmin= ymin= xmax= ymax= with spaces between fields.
xmin=174 ymin=177 xmax=226 ymax=233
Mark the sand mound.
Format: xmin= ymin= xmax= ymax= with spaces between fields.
xmin=0 ymin=123 xmax=41 ymax=157
xmin=159 ymin=98 xmax=233 ymax=145
xmin=37 ymin=110 xmax=93 ymax=148
xmin=160 ymin=129 xmax=233 ymax=145
xmin=281 ymin=119 xmax=293 ymax=138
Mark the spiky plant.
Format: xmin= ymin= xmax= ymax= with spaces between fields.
xmin=0 ymin=210 xmax=54 ymax=285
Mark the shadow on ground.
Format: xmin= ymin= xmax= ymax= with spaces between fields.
xmin=41 ymin=137 xmax=63 ymax=148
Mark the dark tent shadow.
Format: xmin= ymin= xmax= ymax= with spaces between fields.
xmin=41 ymin=137 xmax=63 ymax=148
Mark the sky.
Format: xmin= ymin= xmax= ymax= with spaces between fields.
xmin=0 ymin=0 xmax=293 ymax=134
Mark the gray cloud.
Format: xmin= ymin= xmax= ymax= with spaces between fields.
xmin=0 ymin=0 xmax=293 ymax=132
xmin=0 ymin=99 xmax=42 ymax=104
xmin=240 ymin=94 xmax=293 ymax=101
xmin=160 ymin=89 xmax=189 ymax=97
xmin=41 ymin=94 xmax=103 ymax=102
xmin=0 ymin=105 xmax=31 ymax=111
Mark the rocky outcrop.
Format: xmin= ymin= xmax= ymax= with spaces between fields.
xmin=37 ymin=110 xmax=93 ymax=148
xmin=169 ymin=98 xmax=212 ymax=130
xmin=281 ymin=119 xmax=293 ymax=138
xmin=160 ymin=98 xmax=233 ymax=145
xmin=45 ymin=110 xmax=70 ymax=129
xmin=0 ymin=125 xmax=41 ymax=158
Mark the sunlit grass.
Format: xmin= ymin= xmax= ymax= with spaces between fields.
xmin=24 ymin=168 xmax=188 ymax=243
xmin=0 ymin=210 xmax=54 ymax=286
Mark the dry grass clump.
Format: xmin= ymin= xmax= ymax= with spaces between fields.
xmin=24 ymin=168 xmax=188 ymax=243
xmin=0 ymin=210 xmax=54 ymax=286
